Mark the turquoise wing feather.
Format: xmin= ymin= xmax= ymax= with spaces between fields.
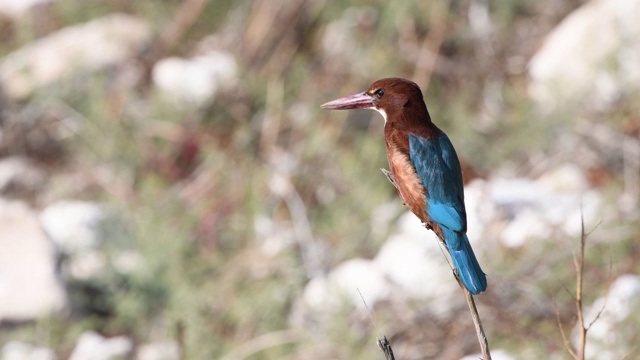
xmin=408 ymin=131 xmax=486 ymax=294
xmin=408 ymin=132 xmax=466 ymax=233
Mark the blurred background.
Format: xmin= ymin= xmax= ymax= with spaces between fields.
xmin=0 ymin=0 xmax=639 ymax=359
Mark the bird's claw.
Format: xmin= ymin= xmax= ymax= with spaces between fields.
xmin=380 ymin=168 xmax=397 ymax=189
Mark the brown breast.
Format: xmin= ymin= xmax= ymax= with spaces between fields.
xmin=386 ymin=142 xmax=429 ymax=223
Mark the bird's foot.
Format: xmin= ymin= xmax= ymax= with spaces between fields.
xmin=380 ymin=168 xmax=397 ymax=189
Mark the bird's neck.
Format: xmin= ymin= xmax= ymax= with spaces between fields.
xmin=383 ymin=109 xmax=440 ymax=141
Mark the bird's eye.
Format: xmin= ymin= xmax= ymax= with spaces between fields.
xmin=374 ymin=89 xmax=384 ymax=98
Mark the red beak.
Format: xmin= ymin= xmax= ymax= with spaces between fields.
xmin=320 ymin=92 xmax=375 ymax=110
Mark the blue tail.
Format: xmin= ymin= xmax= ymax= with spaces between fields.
xmin=440 ymin=227 xmax=487 ymax=294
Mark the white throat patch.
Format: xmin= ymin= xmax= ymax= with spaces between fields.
xmin=373 ymin=108 xmax=388 ymax=123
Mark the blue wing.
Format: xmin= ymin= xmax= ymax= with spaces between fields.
xmin=408 ymin=131 xmax=466 ymax=232
xmin=409 ymin=132 xmax=487 ymax=294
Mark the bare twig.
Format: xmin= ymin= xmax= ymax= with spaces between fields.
xmin=574 ymin=214 xmax=587 ymax=360
xmin=434 ymin=230 xmax=491 ymax=359
xmin=556 ymin=211 xmax=605 ymax=360
xmin=358 ymin=288 xmax=397 ymax=360
xmin=457 ymin=276 xmax=492 ymax=360
xmin=585 ymin=225 xmax=608 ymax=333
xmin=378 ymin=336 xmax=396 ymax=360
xmin=575 ymin=213 xmax=607 ymax=359
xmin=357 ymin=288 xmax=379 ymax=332
xmin=554 ymin=300 xmax=578 ymax=360
xmin=586 ymin=300 xmax=607 ymax=332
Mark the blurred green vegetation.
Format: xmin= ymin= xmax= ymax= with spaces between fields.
xmin=1 ymin=0 xmax=638 ymax=359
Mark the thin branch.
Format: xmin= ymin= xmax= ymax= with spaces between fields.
xmin=554 ymin=300 xmax=578 ymax=359
xmin=586 ymin=251 xmax=611 ymax=331
xmin=358 ymin=288 xmax=397 ymax=360
xmin=586 ymin=301 xmax=607 ymax=331
xmin=378 ymin=336 xmax=396 ymax=360
xmin=430 ymin=224 xmax=491 ymax=359
xmin=459 ymin=280 xmax=492 ymax=360
xmin=434 ymin=227 xmax=490 ymax=359
xmin=554 ymin=210 xmax=607 ymax=360
xmin=576 ymin=212 xmax=587 ymax=360
xmin=358 ymin=288 xmax=379 ymax=332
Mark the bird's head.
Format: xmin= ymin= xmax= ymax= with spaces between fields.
xmin=320 ymin=77 xmax=430 ymax=125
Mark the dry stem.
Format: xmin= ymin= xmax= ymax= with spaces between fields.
xmin=377 ymin=336 xmax=396 ymax=360
xmin=456 ymin=276 xmax=492 ymax=360
xmin=574 ymin=216 xmax=587 ymax=360
xmin=557 ymin=212 xmax=605 ymax=360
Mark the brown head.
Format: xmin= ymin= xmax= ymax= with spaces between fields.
xmin=320 ymin=78 xmax=432 ymax=127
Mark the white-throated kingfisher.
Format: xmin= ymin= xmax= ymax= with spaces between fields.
xmin=321 ymin=78 xmax=487 ymax=294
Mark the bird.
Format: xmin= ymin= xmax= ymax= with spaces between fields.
xmin=320 ymin=78 xmax=487 ymax=295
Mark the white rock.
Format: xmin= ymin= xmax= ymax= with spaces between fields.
xmin=576 ymin=274 xmax=640 ymax=360
xmin=0 ymin=199 xmax=67 ymax=321
xmin=301 ymin=258 xmax=388 ymax=311
xmin=590 ymin=275 xmax=640 ymax=323
xmin=39 ymin=200 xmax=112 ymax=279
xmin=300 ymin=209 xmax=481 ymax=318
xmin=39 ymin=200 xmax=106 ymax=255
xmin=0 ymin=156 xmax=46 ymax=195
xmin=136 ymin=342 xmax=180 ymax=360
xmin=0 ymin=0 xmax=52 ymax=18
xmin=299 ymin=275 xmax=335 ymax=312
xmin=69 ymin=331 xmax=133 ymax=360
xmin=377 ymin=212 xmax=465 ymax=315
xmin=464 ymin=179 xmax=496 ymax=241
xmin=537 ymin=164 xmax=589 ymax=193
xmin=488 ymin=177 xmax=542 ymax=209
xmin=2 ymin=341 xmax=56 ymax=360
xmin=0 ymin=14 xmax=149 ymax=100
xmin=500 ymin=208 xmax=550 ymax=248
xmin=152 ymin=50 xmax=237 ymax=106
xmin=529 ymin=0 xmax=640 ymax=110
xmin=486 ymin=164 xmax=602 ymax=244
xmin=559 ymin=190 xmax=601 ymax=237
xmin=336 ymin=258 xmax=390 ymax=308
xmin=534 ymin=166 xmax=600 ymax=234
xmin=375 ymin=214 xmax=456 ymax=298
